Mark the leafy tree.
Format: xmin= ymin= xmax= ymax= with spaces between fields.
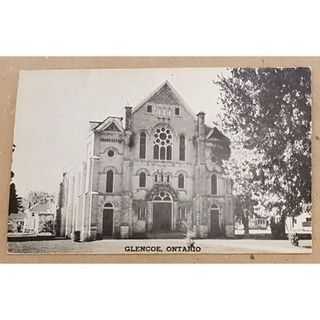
xmin=216 ymin=68 xmax=311 ymax=238
xmin=27 ymin=191 xmax=53 ymax=206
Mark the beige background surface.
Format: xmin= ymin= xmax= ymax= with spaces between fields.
xmin=0 ymin=57 xmax=318 ymax=263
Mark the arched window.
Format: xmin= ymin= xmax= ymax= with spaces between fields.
xmin=139 ymin=172 xmax=146 ymax=188
xmin=211 ymin=174 xmax=217 ymax=195
xmin=160 ymin=146 xmax=166 ymax=160
xmin=179 ymin=135 xmax=185 ymax=161
xmin=139 ymin=132 xmax=146 ymax=159
xmin=178 ymin=173 xmax=184 ymax=189
xmin=106 ymin=170 xmax=114 ymax=193
xmin=153 ymin=145 xmax=159 ymax=160
xmin=167 ymin=145 xmax=172 ymax=160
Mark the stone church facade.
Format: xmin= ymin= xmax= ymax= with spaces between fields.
xmin=57 ymin=81 xmax=235 ymax=241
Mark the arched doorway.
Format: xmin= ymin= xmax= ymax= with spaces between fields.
xmin=103 ymin=203 xmax=113 ymax=237
xmin=152 ymin=191 xmax=172 ymax=232
xmin=210 ymin=204 xmax=221 ymax=237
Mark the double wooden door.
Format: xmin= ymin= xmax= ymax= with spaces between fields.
xmin=153 ymin=203 xmax=172 ymax=232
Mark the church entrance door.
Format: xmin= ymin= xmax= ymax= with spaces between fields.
xmin=210 ymin=205 xmax=221 ymax=237
xmin=102 ymin=203 xmax=113 ymax=237
xmin=153 ymin=202 xmax=172 ymax=232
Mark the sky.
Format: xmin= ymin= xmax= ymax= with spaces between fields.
xmin=12 ymin=68 xmax=228 ymax=198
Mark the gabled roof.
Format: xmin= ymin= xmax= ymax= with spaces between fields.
xmin=30 ymin=200 xmax=55 ymax=213
xmin=132 ymin=81 xmax=196 ymax=119
xmin=93 ymin=116 xmax=124 ymax=132
xmin=145 ymin=82 xmax=180 ymax=105
xmin=206 ymin=127 xmax=230 ymax=144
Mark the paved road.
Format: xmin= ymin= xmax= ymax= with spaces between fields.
xmin=8 ymin=239 xmax=312 ymax=254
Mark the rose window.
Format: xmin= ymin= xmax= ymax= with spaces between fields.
xmin=153 ymin=127 xmax=173 ymax=160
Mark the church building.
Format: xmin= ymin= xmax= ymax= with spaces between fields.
xmin=57 ymin=81 xmax=235 ymax=241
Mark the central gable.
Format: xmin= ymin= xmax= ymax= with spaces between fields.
xmin=132 ymin=81 xmax=196 ymax=119
xmin=147 ymin=83 xmax=181 ymax=105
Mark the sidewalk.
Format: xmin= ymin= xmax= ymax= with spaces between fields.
xmin=8 ymin=238 xmax=312 ymax=254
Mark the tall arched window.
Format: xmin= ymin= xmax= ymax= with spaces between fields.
xmin=139 ymin=132 xmax=146 ymax=159
xmin=106 ymin=170 xmax=114 ymax=193
xmin=153 ymin=145 xmax=159 ymax=160
xmin=167 ymin=145 xmax=172 ymax=160
xmin=211 ymin=174 xmax=217 ymax=195
xmin=139 ymin=172 xmax=146 ymax=187
xmin=178 ymin=173 xmax=184 ymax=189
xmin=160 ymin=146 xmax=166 ymax=160
xmin=179 ymin=135 xmax=185 ymax=161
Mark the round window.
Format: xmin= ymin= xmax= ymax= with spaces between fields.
xmin=108 ymin=150 xmax=115 ymax=157
xmin=159 ymin=132 xmax=167 ymax=140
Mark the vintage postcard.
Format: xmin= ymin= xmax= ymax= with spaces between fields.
xmin=5 ymin=65 xmax=312 ymax=257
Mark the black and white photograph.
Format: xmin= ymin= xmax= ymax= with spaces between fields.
xmin=7 ymin=67 xmax=312 ymax=254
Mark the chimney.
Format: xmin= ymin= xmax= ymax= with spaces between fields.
xmin=125 ymin=106 xmax=133 ymax=130
xmin=197 ymin=112 xmax=206 ymax=137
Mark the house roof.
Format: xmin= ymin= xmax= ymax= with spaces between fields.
xmin=30 ymin=201 xmax=55 ymax=213
xmin=132 ymin=81 xmax=197 ymax=119
xmin=206 ymin=126 xmax=230 ymax=144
